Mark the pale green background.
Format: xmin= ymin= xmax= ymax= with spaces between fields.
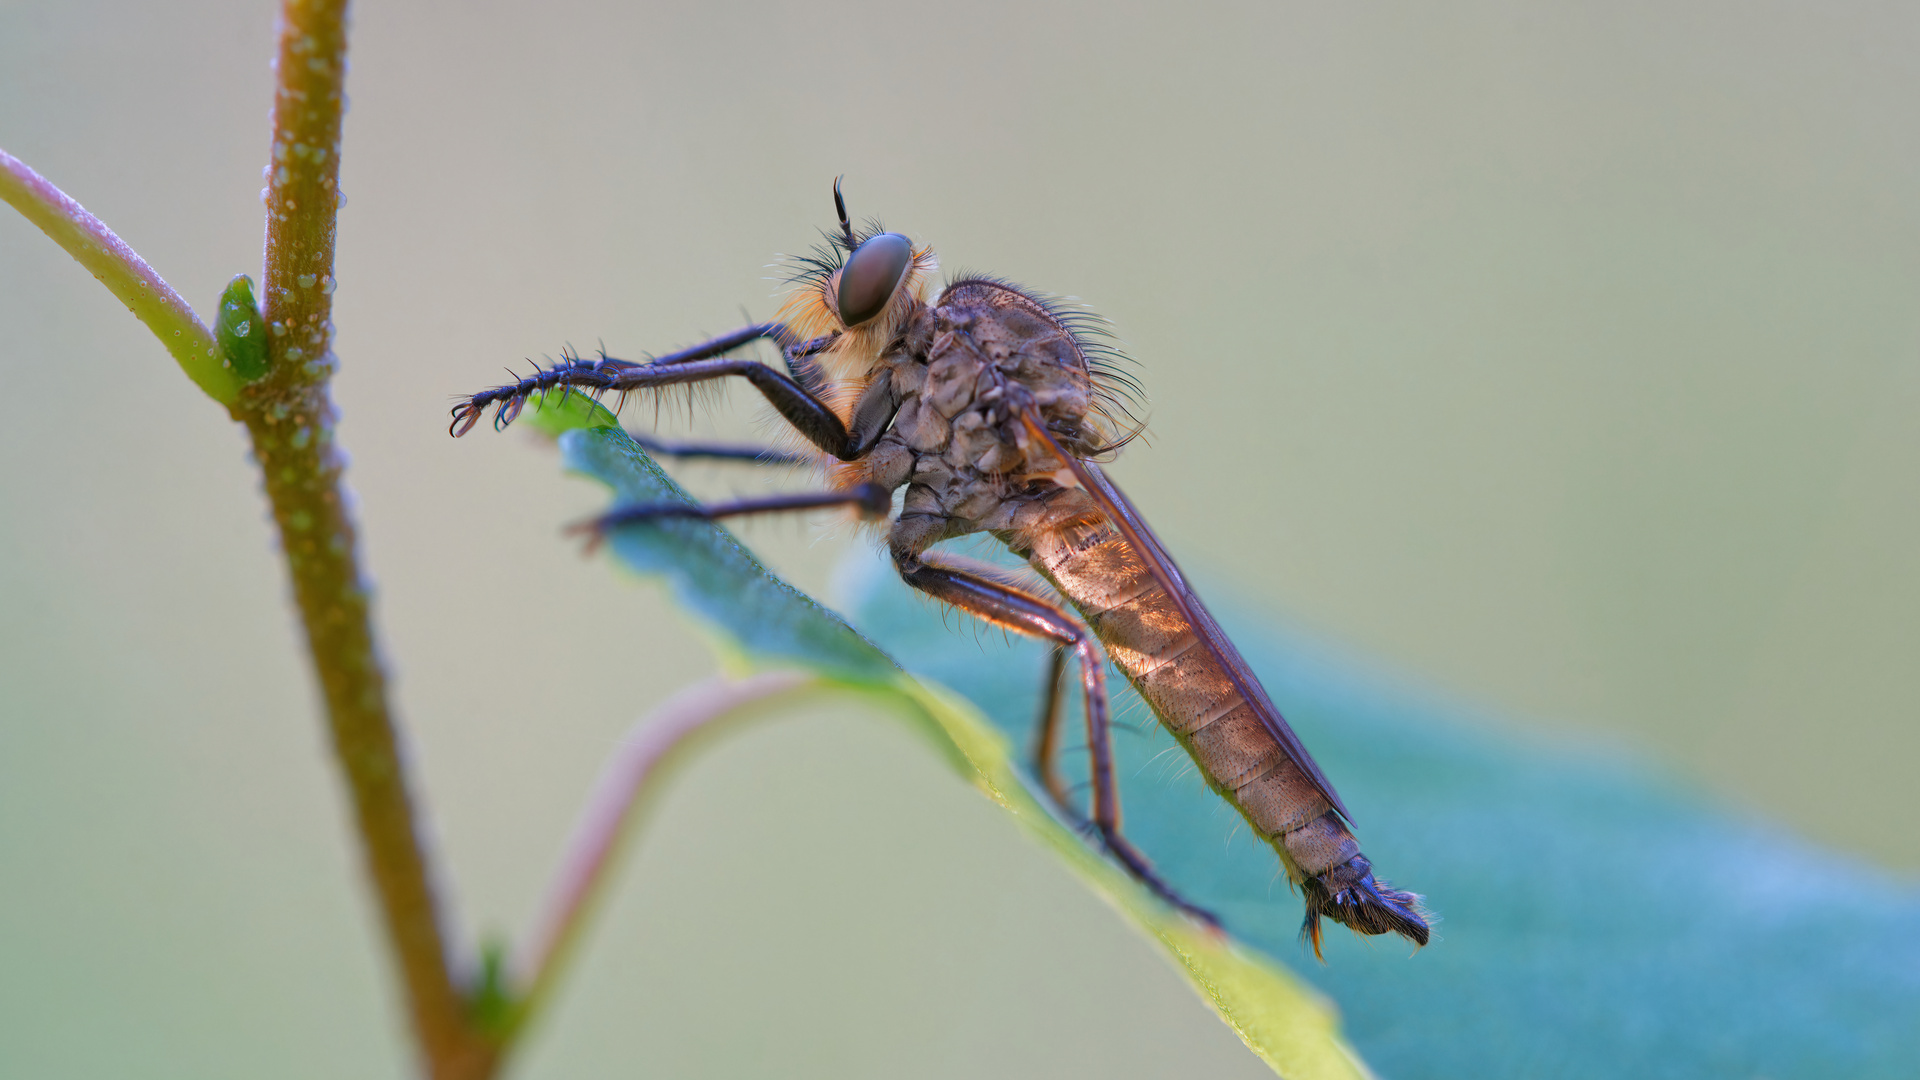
xmin=2 ymin=1 xmax=1914 ymax=1076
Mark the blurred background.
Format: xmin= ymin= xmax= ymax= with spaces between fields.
xmin=2 ymin=0 xmax=1914 ymax=1076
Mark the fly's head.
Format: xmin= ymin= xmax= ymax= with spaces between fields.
xmin=778 ymin=178 xmax=939 ymax=384
xmin=783 ymin=179 xmax=1145 ymax=456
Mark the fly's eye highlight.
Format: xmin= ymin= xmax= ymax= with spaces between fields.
xmin=835 ymin=232 xmax=913 ymax=326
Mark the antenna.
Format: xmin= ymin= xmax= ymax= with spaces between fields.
xmin=832 ymin=175 xmax=857 ymax=250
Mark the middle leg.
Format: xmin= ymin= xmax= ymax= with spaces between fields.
xmin=627 ymin=432 xmax=810 ymax=466
xmin=570 ymin=482 xmax=892 ymax=549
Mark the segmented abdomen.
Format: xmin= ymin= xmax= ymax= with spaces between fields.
xmin=1023 ymin=524 xmax=1360 ymax=880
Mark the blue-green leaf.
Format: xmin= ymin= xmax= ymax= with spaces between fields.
xmin=839 ymin=550 xmax=1920 ymax=1080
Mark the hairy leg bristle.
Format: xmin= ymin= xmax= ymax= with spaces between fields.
xmin=446 ymin=352 xmax=650 ymax=437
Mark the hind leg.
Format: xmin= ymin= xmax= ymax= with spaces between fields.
xmin=1031 ymin=647 xmax=1073 ymax=808
xmin=895 ymin=551 xmax=1217 ymax=926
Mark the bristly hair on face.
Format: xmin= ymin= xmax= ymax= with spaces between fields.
xmin=774 ymin=219 xmax=941 ymax=369
xmin=942 ymin=272 xmax=1151 ymax=456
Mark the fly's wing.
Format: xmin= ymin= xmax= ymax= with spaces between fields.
xmin=1082 ymin=462 xmax=1353 ymax=822
xmin=1018 ymin=410 xmax=1352 ymax=822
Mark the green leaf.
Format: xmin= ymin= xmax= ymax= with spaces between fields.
xmin=520 ymin=381 xmax=620 ymax=437
xmin=214 ymin=274 xmax=270 ymax=382
xmin=557 ymin=425 xmax=1371 ymax=1080
xmin=469 ymin=936 xmax=517 ymax=1041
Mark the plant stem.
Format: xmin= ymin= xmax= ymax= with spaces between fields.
xmin=510 ymin=671 xmax=814 ymax=1031
xmin=240 ymin=1 xmax=492 ymax=1077
xmin=0 ymin=148 xmax=240 ymax=405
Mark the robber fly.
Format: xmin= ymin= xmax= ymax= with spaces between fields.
xmin=450 ymin=182 xmax=1430 ymax=956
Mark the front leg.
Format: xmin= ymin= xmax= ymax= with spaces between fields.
xmin=453 ymin=350 xmax=897 ymax=462
xmin=450 ymin=321 xmax=840 ymax=434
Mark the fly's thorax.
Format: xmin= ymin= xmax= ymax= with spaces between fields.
xmin=931 ymin=280 xmax=1096 ymax=432
xmin=879 ymin=283 xmax=1101 ymax=536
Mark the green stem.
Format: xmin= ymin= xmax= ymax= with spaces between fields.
xmin=509 ymin=672 xmax=815 ymax=1037
xmin=239 ymin=2 xmax=492 ymax=1077
xmin=0 ymin=148 xmax=241 ymax=405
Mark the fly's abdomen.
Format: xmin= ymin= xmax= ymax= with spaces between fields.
xmin=1026 ymin=528 xmax=1343 ymax=861
xmin=1024 ymin=520 xmax=1429 ymax=953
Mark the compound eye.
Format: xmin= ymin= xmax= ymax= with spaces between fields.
xmin=835 ymin=232 xmax=913 ymax=326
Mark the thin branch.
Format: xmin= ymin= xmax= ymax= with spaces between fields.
xmin=258 ymin=0 xmax=347 ymax=384
xmin=0 ymin=148 xmax=241 ymax=405
xmin=510 ymin=671 xmax=816 ymax=1028
xmin=238 ymin=1 xmax=488 ymax=1078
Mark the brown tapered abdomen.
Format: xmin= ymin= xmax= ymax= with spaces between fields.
xmin=1019 ymin=516 xmax=1430 ymax=954
xmin=1025 ymin=523 xmax=1350 ymax=863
